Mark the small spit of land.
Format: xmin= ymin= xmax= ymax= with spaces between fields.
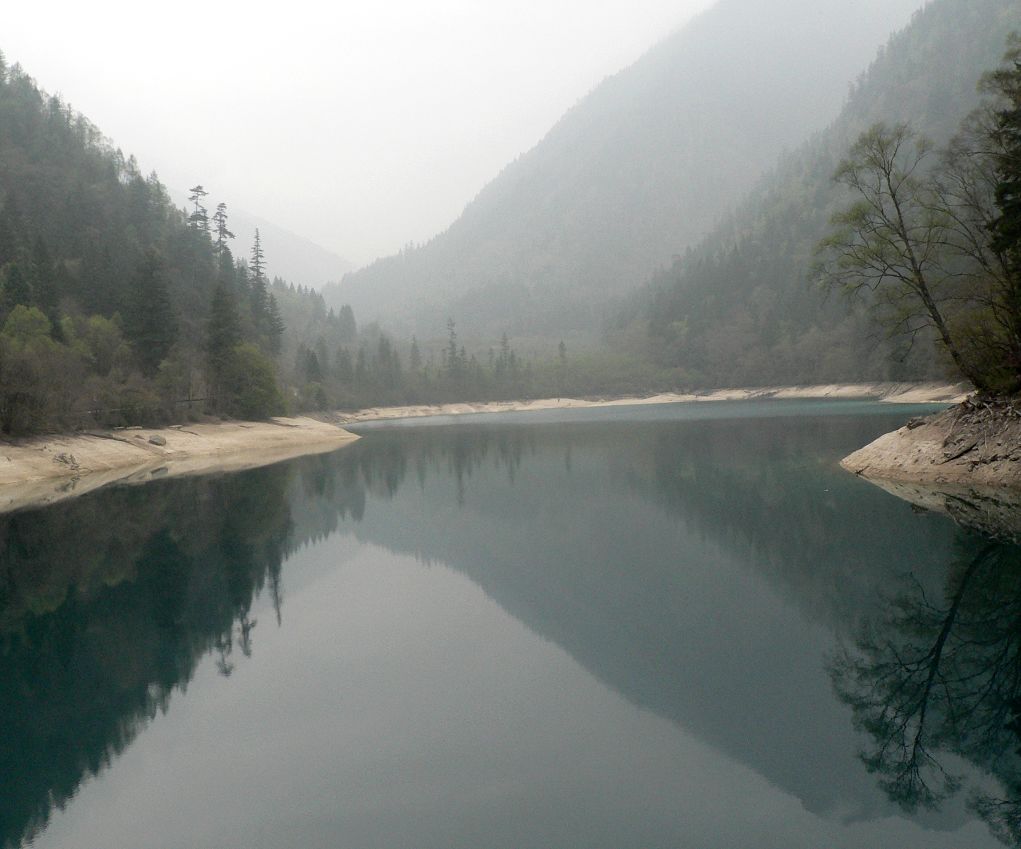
xmin=842 ymin=398 xmax=1021 ymax=541
xmin=0 ymin=381 xmax=966 ymax=517
xmin=0 ymin=417 xmax=358 ymax=515
xmin=842 ymin=399 xmax=1021 ymax=489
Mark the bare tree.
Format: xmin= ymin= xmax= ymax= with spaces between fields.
xmin=817 ymin=123 xmax=992 ymax=391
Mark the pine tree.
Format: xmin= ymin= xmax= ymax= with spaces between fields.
xmin=249 ymin=229 xmax=269 ymax=327
xmin=188 ymin=185 xmax=209 ymax=233
xmin=988 ymin=41 xmax=1021 ymax=275
xmin=409 ymin=336 xmax=422 ymax=371
xmin=206 ymin=281 xmax=242 ymax=403
xmin=212 ymin=202 xmax=235 ymax=256
xmin=266 ymin=293 xmax=285 ymax=356
xmin=337 ymin=304 xmax=357 ymax=342
xmin=0 ymin=263 xmax=31 ymax=318
xmin=30 ymin=236 xmax=58 ymax=323
xmin=127 ymin=249 xmax=178 ymax=377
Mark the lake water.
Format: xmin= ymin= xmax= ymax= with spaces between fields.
xmin=3 ymin=400 xmax=1019 ymax=848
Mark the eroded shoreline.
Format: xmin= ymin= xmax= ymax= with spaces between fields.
xmin=335 ymin=381 xmax=969 ymax=424
xmin=0 ymin=417 xmax=359 ymax=515
xmin=0 ymin=381 xmax=969 ymax=516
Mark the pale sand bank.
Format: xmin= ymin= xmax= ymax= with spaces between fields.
xmin=0 ymin=381 xmax=966 ymax=516
xmin=0 ymin=417 xmax=358 ymax=515
xmin=338 ymin=382 xmax=969 ymax=424
xmin=842 ymin=401 xmax=1021 ymax=490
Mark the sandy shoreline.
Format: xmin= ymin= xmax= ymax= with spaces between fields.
xmin=0 ymin=417 xmax=359 ymax=515
xmin=336 ymin=381 xmax=969 ymax=424
xmin=841 ymin=401 xmax=1021 ymax=491
xmin=0 ymin=381 xmax=967 ymax=516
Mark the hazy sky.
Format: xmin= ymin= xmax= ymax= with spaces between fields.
xmin=3 ymin=0 xmax=715 ymax=266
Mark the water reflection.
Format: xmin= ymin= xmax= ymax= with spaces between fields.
xmin=831 ymin=533 xmax=1021 ymax=845
xmin=0 ymin=466 xmax=294 ymax=848
xmin=2 ymin=403 xmax=1018 ymax=848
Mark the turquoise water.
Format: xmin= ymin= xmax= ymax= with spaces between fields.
xmin=2 ymin=400 xmax=1015 ymax=848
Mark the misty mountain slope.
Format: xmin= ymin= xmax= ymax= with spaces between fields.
xmin=631 ymin=0 xmax=1021 ymax=387
xmin=327 ymin=0 xmax=924 ymax=339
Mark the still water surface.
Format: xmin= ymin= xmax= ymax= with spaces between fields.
xmin=2 ymin=400 xmax=1018 ymax=848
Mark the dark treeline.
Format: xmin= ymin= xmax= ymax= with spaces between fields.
xmin=285 ymin=314 xmax=684 ymax=410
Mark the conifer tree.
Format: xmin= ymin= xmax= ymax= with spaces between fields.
xmin=0 ymin=263 xmax=31 ymax=318
xmin=988 ymin=41 xmax=1021 ymax=276
xmin=249 ymin=229 xmax=269 ymax=325
xmin=266 ymin=293 xmax=285 ymax=356
xmin=206 ymin=281 xmax=242 ymax=403
xmin=30 ymin=237 xmax=58 ymax=323
xmin=188 ymin=185 xmax=209 ymax=233
xmin=128 ymin=249 xmax=178 ymax=377
xmin=212 ymin=202 xmax=235 ymax=256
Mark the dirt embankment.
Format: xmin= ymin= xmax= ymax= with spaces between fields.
xmin=842 ymin=399 xmax=1021 ymax=489
xmin=0 ymin=417 xmax=358 ymax=515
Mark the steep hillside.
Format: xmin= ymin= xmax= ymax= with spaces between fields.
xmin=628 ymin=0 xmax=1021 ymax=387
xmin=327 ymin=0 xmax=924 ymax=339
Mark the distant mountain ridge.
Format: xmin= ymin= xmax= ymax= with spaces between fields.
xmin=326 ymin=0 xmax=925 ymax=339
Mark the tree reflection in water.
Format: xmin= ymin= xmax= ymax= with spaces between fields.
xmin=832 ymin=533 xmax=1021 ymax=846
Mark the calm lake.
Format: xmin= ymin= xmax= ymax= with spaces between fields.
xmin=4 ymin=400 xmax=1020 ymax=848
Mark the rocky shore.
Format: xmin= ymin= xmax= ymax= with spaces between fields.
xmin=841 ymin=399 xmax=1021 ymax=490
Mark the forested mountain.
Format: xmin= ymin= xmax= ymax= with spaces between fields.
xmin=326 ymin=0 xmax=924 ymax=340
xmin=0 ymin=54 xmax=362 ymax=432
xmin=623 ymin=0 xmax=1021 ymax=388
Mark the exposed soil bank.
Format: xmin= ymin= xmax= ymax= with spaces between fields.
xmin=0 ymin=417 xmax=358 ymax=515
xmin=842 ymin=399 xmax=1021 ymax=490
xmin=337 ymin=381 xmax=969 ymax=424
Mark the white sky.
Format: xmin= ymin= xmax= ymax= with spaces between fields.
xmin=3 ymin=0 xmax=715 ymax=265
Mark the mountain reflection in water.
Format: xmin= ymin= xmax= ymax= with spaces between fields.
xmin=1 ymin=401 xmax=1016 ymax=848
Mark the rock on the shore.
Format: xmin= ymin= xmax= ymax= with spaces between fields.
xmin=841 ymin=400 xmax=1021 ymax=488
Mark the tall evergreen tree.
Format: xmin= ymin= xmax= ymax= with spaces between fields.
xmin=0 ymin=263 xmax=31 ymax=318
xmin=249 ymin=229 xmax=269 ymax=326
xmin=206 ymin=281 xmax=242 ymax=402
xmin=188 ymin=185 xmax=209 ymax=234
xmin=30 ymin=236 xmax=58 ymax=323
xmin=212 ymin=202 xmax=235 ymax=256
xmin=127 ymin=249 xmax=177 ymax=377
xmin=988 ymin=40 xmax=1021 ymax=274
xmin=266 ymin=293 xmax=285 ymax=357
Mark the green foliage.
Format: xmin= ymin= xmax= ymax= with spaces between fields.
xmin=817 ymin=40 xmax=1021 ymax=395
xmin=0 ymin=307 xmax=82 ymax=434
xmin=126 ymin=249 xmax=177 ymax=377
xmin=220 ymin=344 xmax=285 ymax=420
